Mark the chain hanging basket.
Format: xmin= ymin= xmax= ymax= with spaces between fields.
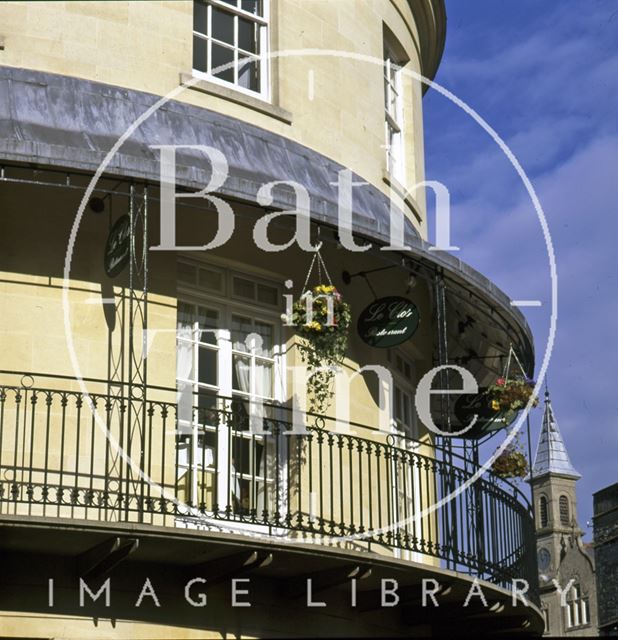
xmin=454 ymin=345 xmax=538 ymax=439
xmin=289 ymin=248 xmax=351 ymax=415
xmin=487 ymin=346 xmax=539 ymax=414
xmin=491 ymin=440 xmax=529 ymax=481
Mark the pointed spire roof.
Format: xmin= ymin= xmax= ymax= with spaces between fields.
xmin=530 ymin=388 xmax=581 ymax=480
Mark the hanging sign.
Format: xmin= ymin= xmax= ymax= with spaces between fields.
xmin=454 ymin=387 xmax=511 ymax=439
xmin=357 ymin=296 xmax=419 ymax=348
xmin=104 ymin=215 xmax=131 ymax=278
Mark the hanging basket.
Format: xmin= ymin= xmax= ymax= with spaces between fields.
xmin=290 ymin=252 xmax=351 ymax=415
xmin=453 ymin=346 xmax=537 ymax=439
xmin=292 ymin=285 xmax=351 ymax=338
xmin=491 ymin=445 xmax=529 ymax=480
xmin=488 ymin=376 xmax=539 ymax=413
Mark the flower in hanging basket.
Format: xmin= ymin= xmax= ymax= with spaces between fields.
xmin=487 ymin=376 xmax=539 ymax=412
xmin=292 ymin=285 xmax=351 ymax=337
xmin=291 ymin=285 xmax=351 ymax=414
xmin=491 ymin=445 xmax=529 ymax=480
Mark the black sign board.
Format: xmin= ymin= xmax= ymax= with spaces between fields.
xmin=104 ymin=215 xmax=131 ymax=278
xmin=454 ymin=387 xmax=510 ymax=439
xmin=357 ymin=296 xmax=420 ymax=348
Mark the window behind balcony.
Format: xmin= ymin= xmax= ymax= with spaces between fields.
xmin=193 ymin=0 xmax=269 ymax=97
xmin=391 ymin=351 xmax=418 ymax=441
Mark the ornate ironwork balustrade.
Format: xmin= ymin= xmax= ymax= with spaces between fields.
xmin=0 ymin=376 xmax=538 ymax=603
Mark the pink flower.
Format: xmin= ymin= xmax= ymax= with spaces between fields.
xmin=496 ymin=377 xmax=506 ymax=386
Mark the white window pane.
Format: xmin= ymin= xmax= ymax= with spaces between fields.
xmin=256 ymin=361 xmax=273 ymax=398
xmin=198 ymin=307 xmax=219 ymax=344
xmin=403 ymin=395 xmax=411 ymax=425
xmin=194 ymin=0 xmax=208 ymax=34
xmin=178 ymin=262 xmax=197 ymax=285
xmin=177 ymin=302 xmax=194 ymax=336
xmin=177 ymin=381 xmax=194 ymax=423
xmin=198 ymin=347 xmax=218 ymax=386
xmin=232 ymin=315 xmax=253 ymax=351
xmin=233 ymin=276 xmax=255 ymax=299
xmin=241 ymin=0 xmax=262 ymax=15
xmin=198 ymin=267 xmax=223 ymax=291
xmin=176 ymin=342 xmax=194 ymax=381
xmin=238 ymin=54 xmax=260 ymax=92
xmin=211 ymin=42 xmax=235 ymax=82
xmin=233 ymin=354 xmax=251 ymax=392
xmin=238 ymin=17 xmax=258 ymax=53
xmin=257 ymin=283 xmax=277 ymax=306
xmin=254 ymin=320 xmax=273 ymax=356
xmin=193 ymin=35 xmax=208 ymax=72
xmin=212 ymin=6 xmax=235 ymax=45
xmin=394 ymin=387 xmax=402 ymax=421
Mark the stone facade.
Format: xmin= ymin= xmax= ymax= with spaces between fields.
xmin=594 ymin=482 xmax=618 ymax=635
xmin=530 ymin=391 xmax=598 ymax=636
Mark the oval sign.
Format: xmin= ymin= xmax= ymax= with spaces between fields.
xmin=357 ymin=296 xmax=420 ymax=348
xmin=104 ymin=215 xmax=131 ymax=278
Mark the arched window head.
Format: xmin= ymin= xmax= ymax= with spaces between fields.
xmin=560 ymin=495 xmax=570 ymax=526
xmin=540 ymin=496 xmax=548 ymax=527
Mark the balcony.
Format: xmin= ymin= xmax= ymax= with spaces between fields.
xmin=0 ymin=370 xmax=538 ymax=606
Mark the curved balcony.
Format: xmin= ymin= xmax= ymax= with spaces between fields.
xmin=0 ymin=370 xmax=538 ymax=605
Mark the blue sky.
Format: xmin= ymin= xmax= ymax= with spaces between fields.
xmin=423 ymin=0 xmax=618 ymax=538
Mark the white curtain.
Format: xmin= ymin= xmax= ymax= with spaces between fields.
xmin=176 ymin=338 xmax=193 ymax=424
xmin=232 ymin=353 xmax=279 ymax=516
xmin=254 ymin=360 xmax=277 ymax=517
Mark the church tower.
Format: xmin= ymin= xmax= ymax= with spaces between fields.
xmin=529 ymin=389 xmax=597 ymax=636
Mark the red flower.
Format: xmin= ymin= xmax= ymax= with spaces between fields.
xmin=496 ymin=377 xmax=506 ymax=386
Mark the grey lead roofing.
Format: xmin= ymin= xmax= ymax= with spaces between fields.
xmin=531 ymin=390 xmax=581 ymax=480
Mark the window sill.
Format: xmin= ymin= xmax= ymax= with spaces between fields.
xmin=180 ymin=73 xmax=292 ymax=125
xmin=382 ymin=171 xmax=423 ymax=225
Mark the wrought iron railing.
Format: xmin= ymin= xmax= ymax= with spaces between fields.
xmin=0 ymin=374 xmax=538 ymax=602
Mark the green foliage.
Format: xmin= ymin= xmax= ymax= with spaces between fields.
xmin=491 ymin=446 xmax=529 ymax=480
xmin=291 ymin=285 xmax=351 ymax=414
xmin=488 ymin=376 xmax=539 ymax=412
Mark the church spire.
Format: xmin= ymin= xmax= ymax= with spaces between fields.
xmin=530 ymin=388 xmax=581 ymax=480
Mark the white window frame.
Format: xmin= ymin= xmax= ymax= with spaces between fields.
xmin=384 ymin=43 xmax=405 ymax=184
xmin=390 ymin=351 xmax=419 ymax=442
xmin=388 ymin=350 xmax=422 ymax=564
xmin=193 ymin=0 xmax=271 ymax=100
xmin=175 ymin=259 xmax=287 ymax=532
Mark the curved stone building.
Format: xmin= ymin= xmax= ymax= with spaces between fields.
xmin=0 ymin=1 xmax=542 ymax=637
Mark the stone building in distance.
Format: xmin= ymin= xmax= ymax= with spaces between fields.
xmin=594 ymin=482 xmax=618 ymax=636
xmin=529 ymin=389 xmax=598 ymax=636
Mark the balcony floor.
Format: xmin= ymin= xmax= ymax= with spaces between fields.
xmin=0 ymin=514 xmax=543 ymax=638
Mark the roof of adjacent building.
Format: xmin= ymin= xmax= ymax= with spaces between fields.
xmin=531 ymin=389 xmax=581 ymax=480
